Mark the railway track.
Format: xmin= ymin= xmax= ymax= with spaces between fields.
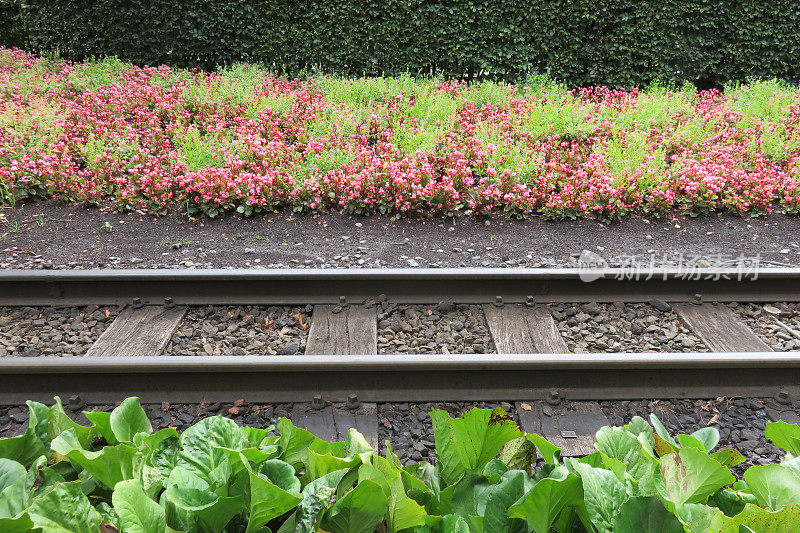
xmin=2 ymin=266 xmax=799 ymax=456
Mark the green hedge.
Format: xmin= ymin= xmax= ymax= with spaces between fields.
xmin=6 ymin=0 xmax=800 ymax=87
xmin=0 ymin=0 xmax=24 ymax=49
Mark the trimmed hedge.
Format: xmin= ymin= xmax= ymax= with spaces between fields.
xmin=5 ymin=0 xmax=800 ymax=87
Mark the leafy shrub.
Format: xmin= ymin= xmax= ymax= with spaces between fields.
xmin=1 ymin=396 xmax=800 ymax=532
xmin=8 ymin=0 xmax=800 ymax=88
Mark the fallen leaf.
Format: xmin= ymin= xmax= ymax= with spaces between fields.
xmin=520 ymin=403 xmax=532 ymax=411
xmin=228 ymin=406 xmax=240 ymax=415
xmin=707 ymin=414 xmax=719 ymax=426
xmin=161 ymin=402 xmax=171 ymax=411
xmin=233 ymin=398 xmax=246 ymax=407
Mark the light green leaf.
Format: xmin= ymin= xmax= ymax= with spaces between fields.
xmin=743 ymin=464 xmax=800 ymax=511
xmin=649 ymin=414 xmax=678 ymax=448
xmin=499 ymin=436 xmax=537 ymax=471
xmin=595 ymin=426 xmax=656 ymax=489
xmin=243 ymin=456 xmax=302 ymax=533
xmin=0 ymin=459 xmax=26 ymax=494
xmin=178 ymin=416 xmax=245 ymax=486
xmin=507 ymin=473 xmax=582 ymax=533
xmin=481 ymin=470 xmax=533 ymax=533
xmin=708 ymin=503 xmax=800 ymax=532
xmin=46 ymin=397 xmax=95 ymax=448
xmin=110 ymin=397 xmax=152 ymax=443
xmin=765 ymin=421 xmax=800 ymax=456
xmin=83 ymin=410 xmax=115 ymax=445
xmin=372 ymin=454 xmax=427 ymax=532
xmin=611 ymin=496 xmax=684 ymax=532
xmin=690 ymin=427 xmax=720 ymax=452
xmin=709 ymin=448 xmax=747 ymax=468
xmin=321 ymin=480 xmax=388 ymax=533
xmin=112 ymin=479 xmax=167 ymax=533
xmin=0 ymin=401 xmax=50 ymax=467
xmin=569 ymin=460 xmax=627 ymax=533
xmin=295 ymin=469 xmax=349 ymax=533
xmin=28 ymin=481 xmax=102 ymax=533
xmin=431 ymin=408 xmax=522 ymax=486
xmin=658 ymin=447 xmax=735 ymax=506
xmin=526 ymin=432 xmax=560 ymax=465
xmin=50 ymin=429 xmax=138 ymax=489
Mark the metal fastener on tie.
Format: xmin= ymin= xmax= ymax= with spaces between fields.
xmin=346 ymin=394 xmax=361 ymax=410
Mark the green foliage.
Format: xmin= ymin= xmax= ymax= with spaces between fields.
xmin=11 ymin=0 xmax=800 ymax=87
xmin=1 ymin=398 xmax=800 ymax=531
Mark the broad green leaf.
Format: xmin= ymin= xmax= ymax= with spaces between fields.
xmin=28 ymin=481 xmax=102 ymax=533
xmin=481 ymin=470 xmax=533 ymax=533
xmin=764 ymin=421 xmax=800 ymax=456
xmin=526 ymin=432 xmax=560 ymax=465
xmin=658 ymin=447 xmax=735 ymax=506
xmin=568 ymin=460 xmax=627 ymax=533
xmin=345 ymin=428 xmax=374 ymax=455
xmin=677 ymin=433 xmax=708 ymax=452
xmin=276 ymin=417 xmax=344 ymax=470
xmin=50 ymin=429 xmax=138 ymax=489
xmin=0 ymin=455 xmax=45 ymax=520
xmin=178 ymin=416 xmax=245 ymax=486
xmin=690 ymin=427 xmax=720 ymax=452
xmin=595 ymin=425 xmax=656 ymax=488
xmin=0 ymin=515 xmax=34 ymax=533
xmin=110 ymin=397 xmax=152 ymax=443
xmin=164 ymin=485 xmax=242 ymax=533
xmin=0 ymin=401 xmax=49 ymax=467
xmin=46 ymin=397 xmax=95 ymax=448
xmin=710 ymin=448 xmax=747 ymax=468
xmin=674 ymin=502 xmax=719 ymax=532
xmin=431 ymin=408 xmax=521 ymax=486
xmin=627 ymin=416 xmax=653 ymax=438
xmin=243 ymin=456 xmax=302 ymax=533
xmin=611 ymin=496 xmax=684 ymax=532
xmin=743 ymin=464 xmax=800 ymax=511
xmin=709 ymin=503 xmax=800 ymax=532
xmin=649 ymin=414 xmax=678 ymax=448
xmin=708 ymin=488 xmax=758 ymax=517
xmin=321 ymin=480 xmax=388 ymax=533
xmin=499 ymin=436 xmax=537 ymax=471
xmin=451 ymin=473 xmax=490 ymax=517
xmin=507 ymin=473 xmax=582 ymax=533
xmin=372 ymin=454 xmax=427 ymax=532
xmin=0 ymin=459 xmax=26 ymax=493
xmin=304 ymin=449 xmax=360 ymax=482
xmin=782 ymin=455 xmax=800 ymax=479
xmin=112 ymin=479 xmax=167 ymax=533
xmin=83 ymin=410 xmax=116 ymax=445
xmin=295 ymin=469 xmax=349 ymax=533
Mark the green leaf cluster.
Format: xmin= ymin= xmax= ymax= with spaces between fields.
xmin=1 ymin=399 xmax=800 ymax=532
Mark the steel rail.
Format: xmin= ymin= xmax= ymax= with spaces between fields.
xmin=0 ymin=353 xmax=798 ymax=404
xmin=1 ymin=267 xmax=799 ymax=305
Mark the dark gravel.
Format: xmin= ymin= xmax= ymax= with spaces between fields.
xmin=377 ymin=303 xmax=495 ymax=355
xmin=0 ymin=305 xmax=120 ymax=357
xmin=732 ymin=302 xmax=800 ymax=351
xmin=2 ymin=200 xmax=798 ymax=270
xmin=164 ymin=305 xmax=312 ymax=356
xmin=551 ymin=302 xmax=709 ymax=353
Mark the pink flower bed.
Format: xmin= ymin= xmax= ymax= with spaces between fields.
xmin=1 ymin=48 xmax=799 ymax=221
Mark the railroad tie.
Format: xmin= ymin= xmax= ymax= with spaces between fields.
xmin=483 ymin=304 xmax=568 ymax=354
xmin=304 ymin=304 xmax=378 ymax=355
xmin=85 ymin=305 xmax=186 ymax=357
xmin=516 ymin=401 xmax=609 ymax=457
xmin=290 ymin=402 xmax=379 ymax=451
xmin=673 ymin=303 xmax=773 ymax=353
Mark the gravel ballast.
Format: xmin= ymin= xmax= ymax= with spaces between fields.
xmin=550 ymin=302 xmax=709 ymax=353
xmin=377 ymin=302 xmax=495 ymax=355
xmin=164 ymin=305 xmax=312 ymax=356
xmin=732 ymin=302 xmax=800 ymax=352
xmin=0 ymin=305 xmax=119 ymax=357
